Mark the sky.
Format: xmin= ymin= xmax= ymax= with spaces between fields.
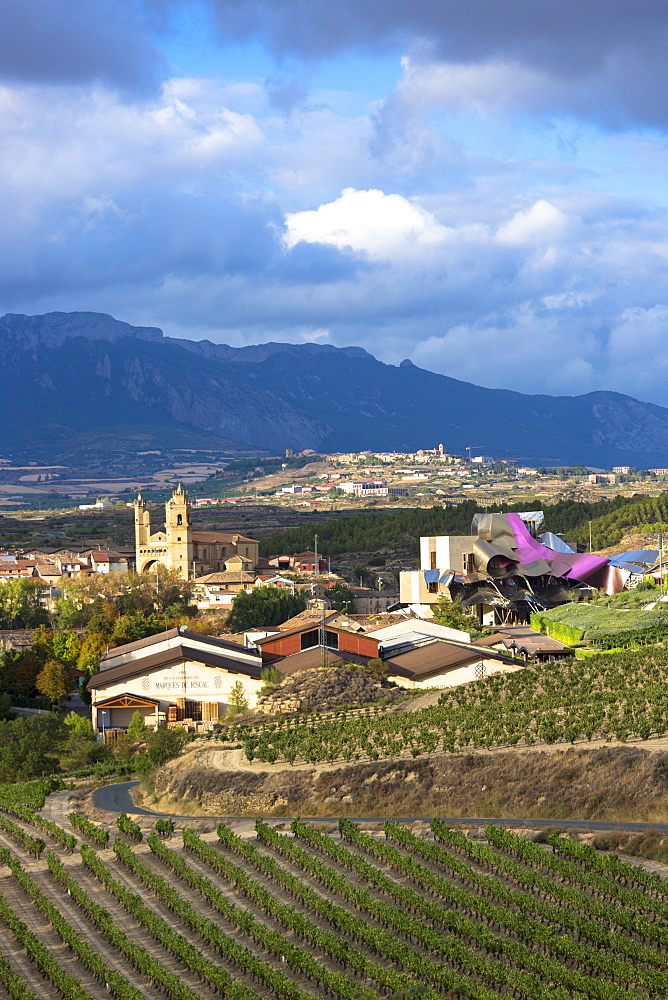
xmin=2 ymin=0 xmax=668 ymax=404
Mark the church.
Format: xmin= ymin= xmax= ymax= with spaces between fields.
xmin=134 ymin=485 xmax=259 ymax=579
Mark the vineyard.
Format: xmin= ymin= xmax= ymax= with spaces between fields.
xmin=0 ymin=781 xmax=668 ymax=1000
xmin=531 ymin=603 xmax=668 ymax=650
xmin=221 ymin=644 xmax=668 ymax=765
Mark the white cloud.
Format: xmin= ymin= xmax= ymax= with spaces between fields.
xmin=389 ymin=57 xmax=551 ymax=118
xmin=411 ymin=306 xmax=601 ymax=397
xmin=3 ymin=52 xmax=668 ymax=412
xmin=284 ymin=187 xmax=449 ymax=259
xmin=300 ymin=328 xmax=330 ymax=342
xmin=496 ymin=200 xmax=569 ymax=245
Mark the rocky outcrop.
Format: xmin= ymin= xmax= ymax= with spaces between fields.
xmin=0 ymin=311 xmax=163 ymax=349
xmin=256 ymin=664 xmax=404 ymax=715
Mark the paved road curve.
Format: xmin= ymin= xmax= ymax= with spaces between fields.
xmin=94 ymin=781 xmax=668 ymax=833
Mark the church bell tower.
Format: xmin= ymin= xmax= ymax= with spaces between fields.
xmin=133 ymin=493 xmax=151 ymax=556
xmin=165 ymin=483 xmax=193 ymax=578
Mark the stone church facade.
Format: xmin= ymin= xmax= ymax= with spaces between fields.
xmin=133 ymin=485 xmax=259 ymax=579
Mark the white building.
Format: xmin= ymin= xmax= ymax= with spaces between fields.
xmin=88 ymin=627 xmax=264 ymax=731
xmin=90 ymin=552 xmax=128 ymax=574
xmin=400 ymin=535 xmax=474 ymax=609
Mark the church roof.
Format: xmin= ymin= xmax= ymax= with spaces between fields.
xmin=192 ymin=531 xmax=258 ymax=543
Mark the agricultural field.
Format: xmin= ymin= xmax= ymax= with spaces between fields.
xmin=227 ymin=645 xmax=668 ymax=765
xmin=0 ymin=774 xmax=668 ymax=1000
xmin=532 ymin=601 xmax=668 ymax=650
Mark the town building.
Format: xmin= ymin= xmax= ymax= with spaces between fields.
xmin=588 ymin=473 xmax=616 ymax=484
xmin=473 ymin=626 xmax=574 ymax=662
xmin=347 ymin=586 xmax=400 ymax=614
xmin=266 ymin=551 xmax=327 ymax=573
xmin=89 ymin=552 xmax=128 ymax=574
xmin=253 ymin=616 xmax=519 ymax=689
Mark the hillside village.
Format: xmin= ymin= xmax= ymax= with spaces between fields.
xmin=1 ymin=484 xmax=667 ymax=740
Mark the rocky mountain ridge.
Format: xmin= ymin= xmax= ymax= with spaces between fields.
xmin=2 ymin=310 xmax=668 ymax=467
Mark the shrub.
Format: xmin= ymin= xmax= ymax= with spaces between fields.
xmin=260 ymin=667 xmax=282 ymax=695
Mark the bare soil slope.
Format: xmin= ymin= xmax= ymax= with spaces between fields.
xmin=150 ymin=745 xmax=668 ymax=822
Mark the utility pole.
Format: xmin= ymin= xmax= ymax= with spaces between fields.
xmin=588 ymin=520 xmax=592 ymax=553
xmin=314 ymin=534 xmax=319 ymax=576
xmin=320 ymin=602 xmax=329 ymax=668
xmin=660 ymin=533 xmax=664 ymax=598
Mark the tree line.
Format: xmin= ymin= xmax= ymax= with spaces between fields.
xmin=258 ymin=494 xmax=662 ymax=560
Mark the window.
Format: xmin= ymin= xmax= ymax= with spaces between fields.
xmin=301 ymin=629 xmax=339 ymax=651
xmin=177 ymin=514 xmax=183 ymax=526
xmin=430 ymin=550 xmax=437 ymax=569
xmin=427 ymin=582 xmax=438 ymax=594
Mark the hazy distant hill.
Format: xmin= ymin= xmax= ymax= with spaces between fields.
xmin=2 ymin=310 xmax=668 ymax=467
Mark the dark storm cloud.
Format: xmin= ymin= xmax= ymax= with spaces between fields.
xmin=180 ymin=0 xmax=668 ymax=126
xmin=271 ymin=242 xmax=371 ymax=284
xmin=189 ymin=0 xmax=665 ymax=69
xmin=0 ymin=0 xmax=164 ymax=93
xmin=0 ymin=189 xmax=285 ymax=304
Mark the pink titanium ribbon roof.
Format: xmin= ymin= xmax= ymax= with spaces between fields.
xmin=505 ymin=513 xmax=615 ymax=590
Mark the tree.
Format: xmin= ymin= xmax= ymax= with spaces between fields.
xmin=432 ymin=597 xmax=490 ymax=639
xmin=225 ymin=585 xmax=306 ymax=632
xmin=53 ymin=596 xmax=87 ymax=629
xmin=64 ymin=711 xmax=95 ymax=737
xmin=363 ymin=657 xmax=389 ymax=681
xmin=0 ymin=579 xmax=47 ymax=628
xmin=228 ymin=681 xmax=249 ymax=715
xmin=0 ymin=649 xmax=42 ymax=697
xmin=127 ymin=710 xmax=148 ymax=741
xmin=109 ymin=612 xmax=164 ymax=647
xmin=76 ymin=632 xmax=106 ymax=705
xmin=36 ymin=659 xmax=75 ymax=705
xmin=327 ymin=582 xmax=357 ymax=612
xmin=0 ymin=714 xmax=66 ymax=781
xmin=52 ymin=630 xmax=82 ymax=667
xmin=61 ymin=712 xmax=107 ymax=769
xmin=31 ymin=625 xmax=54 ymax=665
xmin=134 ymin=726 xmax=190 ymax=776
xmin=86 ymin=603 xmax=120 ymax=640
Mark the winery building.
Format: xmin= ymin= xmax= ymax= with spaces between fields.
xmin=87 ymin=628 xmax=264 ymax=732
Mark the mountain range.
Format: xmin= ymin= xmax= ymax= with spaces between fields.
xmin=2 ymin=310 xmax=668 ymax=468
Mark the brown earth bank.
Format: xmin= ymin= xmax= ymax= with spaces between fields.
xmin=147 ymin=745 xmax=668 ymax=822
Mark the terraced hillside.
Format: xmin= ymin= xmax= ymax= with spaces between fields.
xmin=226 ymin=645 xmax=668 ymax=766
xmin=0 ymin=785 xmax=667 ymax=1000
